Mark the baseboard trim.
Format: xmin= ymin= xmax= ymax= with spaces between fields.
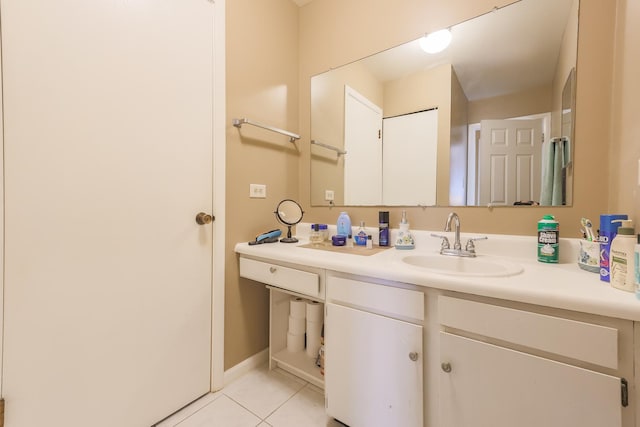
xmin=220 ymin=348 xmax=268 ymax=390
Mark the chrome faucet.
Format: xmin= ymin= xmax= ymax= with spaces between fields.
xmin=431 ymin=212 xmax=488 ymax=257
xmin=445 ymin=212 xmax=462 ymax=250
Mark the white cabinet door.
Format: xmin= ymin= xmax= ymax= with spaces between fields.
xmin=325 ymin=303 xmax=423 ymax=427
xmin=439 ymin=332 xmax=622 ymax=427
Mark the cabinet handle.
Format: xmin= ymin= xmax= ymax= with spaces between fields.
xmin=409 ymin=352 xmax=419 ymax=362
xmin=269 ymin=266 xmax=277 ymax=273
xmin=441 ymin=362 xmax=452 ymax=373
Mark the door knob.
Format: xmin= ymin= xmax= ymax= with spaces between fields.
xmin=196 ymin=212 xmax=214 ymax=225
xmin=441 ymin=362 xmax=452 ymax=373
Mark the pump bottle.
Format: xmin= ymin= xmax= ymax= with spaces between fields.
xmin=610 ymin=219 xmax=636 ymax=292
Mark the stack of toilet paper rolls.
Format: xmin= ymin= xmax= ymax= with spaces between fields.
xmin=286 ymin=297 xmax=324 ymax=358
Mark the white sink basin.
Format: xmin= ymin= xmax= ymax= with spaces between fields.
xmin=402 ymin=254 xmax=523 ymax=277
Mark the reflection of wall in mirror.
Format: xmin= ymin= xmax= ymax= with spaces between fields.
xmin=552 ymin=0 xmax=578 ymax=206
xmin=450 ymin=70 xmax=469 ymax=206
xmin=311 ymin=61 xmax=383 ymax=206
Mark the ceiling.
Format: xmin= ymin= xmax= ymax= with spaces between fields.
xmin=355 ymin=0 xmax=575 ymax=101
xmin=291 ymin=0 xmax=314 ymax=6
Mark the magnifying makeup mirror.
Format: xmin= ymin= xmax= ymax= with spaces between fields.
xmin=274 ymin=199 xmax=304 ymax=243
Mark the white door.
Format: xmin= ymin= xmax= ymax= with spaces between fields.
xmin=325 ymin=303 xmax=423 ymax=427
xmin=478 ymin=119 xmax=543 ymax=205
xmin=344 ymin=85 xmax=383 ymax=205
xmin=382 ymin=109 xmax=438 ymax=206
xmin=2 ymin=1 xmax=216 ymax=426
xmin=439 ymin=333 xmax=622 ymax=427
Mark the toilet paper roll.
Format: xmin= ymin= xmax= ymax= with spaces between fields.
xmin=287 ymin=331 xmax=305 ymax=352
xmin=306 ymin=320 xmax=323 ymax=358
xmin=290 ymin=297 xmax=306 ymax=319
xmin=306 ymin=300 xmax=323 ymax=323
xmin=288 ymin=315 xmax=306 ymax=335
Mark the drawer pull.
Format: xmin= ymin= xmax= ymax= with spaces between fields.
xmin=409 ymin=352 xmax=419 ymax=362
xmin=269 ymin=266 xmax=277 ymax=274
xmin=441 ymin=362 xmax=452 ymax=373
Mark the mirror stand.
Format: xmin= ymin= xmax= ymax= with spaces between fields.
xmin=274 ymin=199 xmax=304 ymax=243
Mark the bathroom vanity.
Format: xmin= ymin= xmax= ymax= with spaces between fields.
xmin=235 ymin=225 xmax=640 ymax=427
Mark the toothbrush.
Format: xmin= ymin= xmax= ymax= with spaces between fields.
xmin=581 ymin=218 xmax=595 ymax=241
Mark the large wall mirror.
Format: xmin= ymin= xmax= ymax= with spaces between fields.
xmin=310 ymin=0 xmax=579 ymax=207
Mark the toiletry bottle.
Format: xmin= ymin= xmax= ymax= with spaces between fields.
xmin=378 ymin=211 xmax=390 ymax=247
xmin=310 ymin=224 xmax=324 ymax=245
xmin=635 ymin=234 xmax=640 ymax=300
xmin=610 ymin=219 xmax=635 ymax=292
xmin=599 ymin=214 xmax=628 ymax=282
xmin=337 ymin=211 xmax=352 ymax=237
xmin=366 ymin=235 xmax=373 ymax=249
xmin=395 ymin=210 xmax=415 ymax=250
xmin=537 ymin=215 xmax=559 ymax=263
xmin=355 ymin=221 xmax=367 ymax=246
xmin=318 ymin=224 xmax=329 ymax=242
xmin=346 ymin=234 xmax=354 ymax=248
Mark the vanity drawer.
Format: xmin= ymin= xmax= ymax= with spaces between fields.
xmin=240 ymin=257 xmax=320 ymax=298
xmin=327 ymin=275 xmax=423 ymax=323
xmin=438 ymin=296 xmax=618 ymax=369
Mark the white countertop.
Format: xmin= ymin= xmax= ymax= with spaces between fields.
xmin=235 ymin=223 xmax=640 ymax=322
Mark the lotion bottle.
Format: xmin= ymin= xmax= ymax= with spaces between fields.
xmin=610 ymin=219 xmax=636 ymax=292
xmin=395 ymin=210 xmax=415 ymax=250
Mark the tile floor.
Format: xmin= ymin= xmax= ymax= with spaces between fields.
xmin=155 ymin=364 xmax=346 ymax=427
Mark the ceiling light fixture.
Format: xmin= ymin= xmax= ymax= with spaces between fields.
xmin=419 ymin=29 xmax=452 ymax=54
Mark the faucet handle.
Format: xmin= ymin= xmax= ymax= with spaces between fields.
xmin=431 ymin=233 xmax=451 ymax=250
xmin=465 ymin=236 xmax=488 ymax=253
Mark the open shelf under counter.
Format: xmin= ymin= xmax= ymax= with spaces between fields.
xmin=272 ymin=348 xmax=324 ymax=389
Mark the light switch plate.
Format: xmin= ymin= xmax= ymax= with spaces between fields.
xmin=325 ymin=190 xmax=335 ymax=201
xmin=250 ymin=184 xmax=267 ymax=198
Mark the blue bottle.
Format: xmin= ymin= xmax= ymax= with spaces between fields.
xmin=600 ymin=214 xmax=628 ymax=282
xmin=337 ymin=212 xmax=352 ymax=237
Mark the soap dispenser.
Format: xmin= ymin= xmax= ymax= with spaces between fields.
xmin=395 ymin=210 xmax=415 ymax=250
xmin=610 ymin=219 xmax=636 ymax=292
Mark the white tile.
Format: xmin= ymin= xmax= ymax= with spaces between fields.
xmin=175 ymin=394 xmax=261 ymax=427
xmin=155 ymin=392 xmax=222 ymax=426
xmin=222 ymin=364 xmax=306 ymax=419
xmin=266 ymin=384 xmax=343 ymax=427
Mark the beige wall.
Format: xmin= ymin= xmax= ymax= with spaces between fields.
xmin=224 ymin=0 xmax=624 ymax=369
xmin=310 ymin=61 xmax=384 ymax=205
xmin=225 ymin=0 xmax=299 ymax=369
xmin=467 ymin=85 xmax=553 ymax=124
xmin=450 ymin=69 xmax=469 ymax=205
xmin=551 ymin=0 xmax=580 ymax=138
xmin=298 ymin=0 xmax=615 ymax=237
xmin=610 ymin=0 xmax=640 ymax=223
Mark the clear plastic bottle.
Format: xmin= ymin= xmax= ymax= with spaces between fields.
xmin=309 ymin=223 xmax=324 ymax=245
xmin=346 ymin=234 xmax=354 ymax=248
xmin=366 ymin=235 xmax=373 ymax=249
